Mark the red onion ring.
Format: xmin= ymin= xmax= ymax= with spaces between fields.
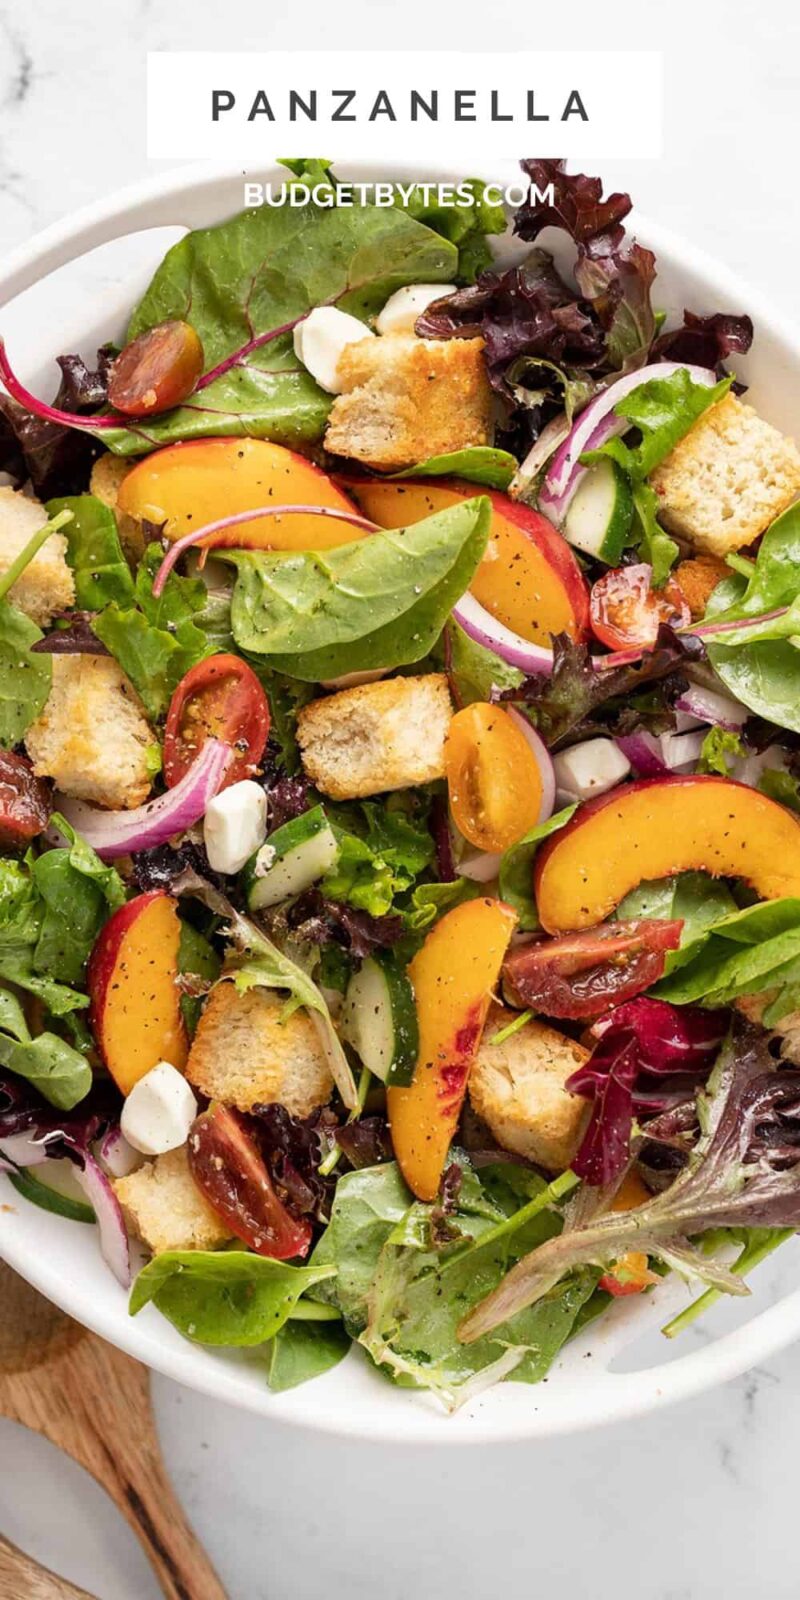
xmin=55 ymin=738 xmax=233 ymax=861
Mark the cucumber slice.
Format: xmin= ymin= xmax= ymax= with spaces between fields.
xmin=243 ymin=805 xmax=340 ymax=911
xmin=565 ymin=458 xmax=633 ymax=564
xmin=8 ymin=1166 xmax=95 ymax=1223
xmin=341 ymin=952 xmax=419 ymax=1086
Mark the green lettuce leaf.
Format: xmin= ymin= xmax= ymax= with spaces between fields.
xmin=0 ymin=1029 xmax=91 ymax=1108
xmin=391 ymin=177 xmax=506 ymax=282
xmin=397 ymin=446 xmax=517 ymax=490
xmin=0 ymin=599 xmax=51 ymax=748
xmin=227 ymin=499 xmax=491 ymax=680
xmin=265 ymin=1317 xmax=350 ymax=1392
xmin=48 ymin=494 xmax=134 ymax=609
xmin=653 ymin=897 xmax=800 ymax=1008
xmin=129 ymin=1249 xmax=336 ymax=1344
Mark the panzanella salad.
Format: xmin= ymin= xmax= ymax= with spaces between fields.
xmin=4 ymin=157 xmax=800 ymax=1409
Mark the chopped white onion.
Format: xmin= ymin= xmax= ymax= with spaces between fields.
xmin=458 ymin=848 xmax=503 ymax=883
xmin=732 ymin=744 xmax=789 ymax=789
xmin=675 ymin=684 xmax=748 ymax=730
xmin=658 ymin=730 xmax=706 ymax=770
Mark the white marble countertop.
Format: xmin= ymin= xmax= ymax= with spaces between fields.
xmin=2 ymin=3 xmax=800 ymax=1596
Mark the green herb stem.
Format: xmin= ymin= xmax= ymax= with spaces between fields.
xmin=460 ymin=1169 xmax=580 ymax=1258
xmin=725 ymin=552 xmax=757 ymax=578
xmin=288 ymin=1301 xmax=343 ymax=1322
xmin=662 ymin=1228 xmax=794 ymax=1339
xmin=0 ymin=508 xmax=73 ymax=603
xmin=489 ymin=1009 xmax=533 ymax=1047
xmin=318 ymin=1063 xmax=372 ymax=1178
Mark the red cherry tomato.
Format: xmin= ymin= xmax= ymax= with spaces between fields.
xmin=589 ymin=564 xmax=690 ymax=653
xmin=502 ymin=919 xmax=684 ymax=1020
xmin=0 ymin=751 xmax=51 ymax=848
xmin=163 ymin=654 xmax=270 ymax=790
xmin=188 ymin=1103 xmax=312 ymax=1261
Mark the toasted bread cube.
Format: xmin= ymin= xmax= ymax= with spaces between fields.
xmin=324 ymin=334 xmax=492 ymax=471
xmin=25 ymin=655 xmax=155 ymax=810
xmin=737 ymin=992 xmax=800 ymax=1066
xmin=0 ymin=487 xmax=74 ymax=626
xmin=674 ymin=554 xmax=728 ymax=619
xmin=89 ymin=454 xmax=143 ymax=560
xmin=469 ymin=1007 xmax=589 ymax=1171
xmin=651 ymin=393 xmax=800 ymax=556
xmin=186 ymin=981 xmax=334 ymax=1117
xmin=114 ymin=1146 xmax=233 ymax=1255
xmin=297 ymin=673 xmax=452 ymax=800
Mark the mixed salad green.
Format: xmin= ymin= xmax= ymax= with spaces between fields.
xmin=2 ymin=158 xmax=800 ymax=1412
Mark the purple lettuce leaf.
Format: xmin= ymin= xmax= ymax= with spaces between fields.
xmin=0 ymin=349 xmax=112 ymax=499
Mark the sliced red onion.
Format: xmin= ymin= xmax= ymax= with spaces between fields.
xmin=96 ymin=1126 xmax=143 ymax=1179
xmin=452 ymin=592 xmax=554 ymax=675
xmin=458 ymin=848 xmax=503 ymax=883
xmin=505 ymin=706 xmax=556 ymax=822
xmin=73 ymin=1152 xmax=131 ymax=1288
xmin=0 ymin=1132 xmax=50 ymax=1167
xmin=616 ymin=731 xmax=667 ymax=777
xmin=509 ymin=412 xmax=572 ymax=501
xmin=658 ymin=730 xmax=706 ymax=770
xmin=675 ymin=684 xmax=748 ymax=729
xmin=152 ymin=505 xmax=380 ymax=597
xmin=539 ymin=363 xmax=718 ymax=525
xmin=55 ymin=738 xmax=232 ymax=861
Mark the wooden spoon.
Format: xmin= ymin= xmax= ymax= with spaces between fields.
xmin=0 ymin=1261 xmax=228 ymax=1600
xmin=0 ymin=1532 xmax=98 ymax=1599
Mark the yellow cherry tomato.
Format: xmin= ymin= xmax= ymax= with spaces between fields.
xmin=444 ymin=703 xmax=543 ymax=854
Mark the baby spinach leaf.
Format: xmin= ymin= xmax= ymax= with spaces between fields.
xmin=31 ymin=816 xmax=126 ymax=985
xmin=265 ymin=1317 xmax=350 ymax=1393
xmin=392 ymin=177 xmax=506 ymax=282
xmin=0 ymin=598 xmax=51 ymax=747
xmin=702 ymin=550 xmax=800 ymax=732
xmin=759 ymin=770 xmax=800 ymax=814
xmin=398 ymin=446 xmax=517 ymax=490
xmin=444 ymin=621 xmax=524 ymax=705
xmin=498 ymin=805 xmax=577 ymax=930
xmin=0 ymin=984 xmax=30 ymax=1041
xmin=129 ymin=1249 xmax=335 ymax=1345
xmin=0 ymin=1030 xmax=91 ymax=1109
xmin=105 ymin=198 xmax=458 ymax=456
xmin=653 ymin=898 xmax=800 ymax=1007
xmin=617 ymin=872 xmax=737 ymax=948
xmin=48 ymin=494 xmax=134 ymax=609
xmin=702 ymin=501 xmax=800 ymax=624
xmin=228 ymin=499 xmax=491 ymax=681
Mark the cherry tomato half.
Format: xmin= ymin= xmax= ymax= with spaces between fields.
xmin=163 ymin=654 xmax=271 ymax=790
xmin=502 ymin=918 xmax=684 ymax=1020
xmin=188 ymin=1103 xmax=312 ymax=1261
xmin=444 ymin=703 xmax=543 ymax=854
xmin=107 ymin=320 xmax=204 ymax=418
xmin=0 ymin=750 xmax=51 ymax=848
xmin=590 ymin=563 xmax=690 ymax=653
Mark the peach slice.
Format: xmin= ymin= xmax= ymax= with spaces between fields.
xmin=117 ymin=437 xmax=363 ymax=551
xmin=342 ymin=476 xmax=590 ymax=644
xmin=87 ymin=892 xmax=188 ymax=1094
xmin=387 ymin=897 xmax=517 ymax=1201
xmin=534 ymin=775 xmax=800 ymax=935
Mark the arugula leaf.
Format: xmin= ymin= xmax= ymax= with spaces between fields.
xmin=265 ymin=1317 xmax=350 ymax=1392
xmin=0 ymin=1029 xmax=91 ymax=1109
xmin=585 ymin=370 xmax=730 ymax=585
xmin=104 ymin=197 xmax=458 ymax=456
xmin=0 ymin=598 xmax=51 ymax=747
xmin=48 ymin=494 xmax=134 ymax=609
xmin=227 ymin=499 xmax=491 ymax=681
xmin=397 ymin=446 xmax=517 ymax=491
xmin=498 ymin=805 xmax=577 ymax=930
xmin=129 ymin=1249 xmax=335 ymax=1344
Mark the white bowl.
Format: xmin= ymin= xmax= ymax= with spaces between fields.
xmin=2 ymin=160 xmax=800 ymax=1443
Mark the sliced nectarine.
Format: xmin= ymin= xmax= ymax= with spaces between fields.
xmin=117 ymin=437 xmax=362 ymax=550
xmin=534 ymin=775 xmax=800 ymax=935
xmin=87 ymin=892 xmax=188 ymax=1094
xmin=387 ymin=898 xmax=517 ymax=1201
xmin=342 ymin=477 xmax=590 ymax=644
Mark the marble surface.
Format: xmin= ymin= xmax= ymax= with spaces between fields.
xmin=1 ymin=2 xmax=800 ymax=1596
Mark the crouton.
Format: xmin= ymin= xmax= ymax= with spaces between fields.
xmin=324 ymin=334 xmax=492 ymax=471
xmin=89 ymin=454 xmax=143 ymax=560
xmin=296 ymin=673 xmax=452 ymax=800
xmin=469 ymin=1007 xmax=590 ymax=1171
xmin=651 ymin=393 xmax=800 ymax=557
xmin=674 ymin=553 xmax=729 ymax=619
xmin=186 ymin=981 xmax=334 ymax=1117
xmin=736 ymin=992 xmax=800 ymax=1065
xmin=0 ymin=487 xmax=74 ymax=626
xmin=25 ymin=655 xmax=155 ymax=810
xmin=114 ymin=1146 xmax=233 ymax=1256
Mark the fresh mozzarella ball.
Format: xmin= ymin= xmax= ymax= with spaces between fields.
xmin=120 ymin=1062 xmax=198 ymax=1157
xmin=293 ymin=307 xmax=373 ymax=393
xmin=203 ymin=779 xmax=267 ymax=875
xmin=375 ymin=284 xmax=457 ymax=335
xmin=552 ymin=739 xmax=631 ymax=803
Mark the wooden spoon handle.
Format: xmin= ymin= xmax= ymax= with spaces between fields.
xmin=0 ymin=1534 xmax=98 ymax=1600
